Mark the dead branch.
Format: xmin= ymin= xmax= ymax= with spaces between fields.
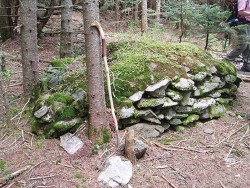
xmin=28 ymin=159 xmax=48 ymax=174
xmin=29 ymin=175 xmax=58 ymax=181
xmin=0 ymin=165 xmax=31 ymax=187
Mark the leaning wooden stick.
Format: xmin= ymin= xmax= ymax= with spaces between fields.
xmin=91 ymin=21 xmax=119 ymax=148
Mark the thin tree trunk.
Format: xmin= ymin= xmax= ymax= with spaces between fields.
xmin=0 ymin=55 xmax=11 ymax=127
xmin=156 ymin=0 xmax=161 ymax=24
xmin=60 ymin=0 xmax=73 ymax=58
xmin=133 ymin=3 xmax=139 ymax=21
xmin=0 ymin=0 xmax=13 ymax=41
xmin=115 ymin=0 xmax=120 ymax=31
xmin=141 ymin=0 xmax=148 ymax=33
xmin=82 ymin=0 xmax=108 ymax=143
xmin=20 ymin=0 xmax=39 ymax=97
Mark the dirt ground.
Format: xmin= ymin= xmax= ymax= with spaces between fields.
xmin=1 ymin=12 xmax=250 ymax=188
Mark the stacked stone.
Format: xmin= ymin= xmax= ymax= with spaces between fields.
xmin=119 ymin=66 xmax=240 ymax=137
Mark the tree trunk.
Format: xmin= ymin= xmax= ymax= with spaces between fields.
xmin=82 ymin=0 xmax=109 ymax=143
xmin=20 ymin=0 xmax=39 ymax=97
xmin=0 ymin=0 xmax=13 ymax=41
xmin=155 ymin=0 xmax=161 ymax=24
xmin=141 ymin=0 xmax=148 ymax=33
xmin=60 ymin=0 xmax=73 ymax=58
xmin=115 ymin=0 xmax=120 ymax=31
xmin=133 ymin=3 xmax=139 ymax=21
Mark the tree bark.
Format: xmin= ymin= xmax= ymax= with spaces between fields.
xmin=20 ymin=0 xmax=39 ymax=97
xmin=133 ymin=3 xmax=139 ymax=21
xmin=82 ymin=0 xmax=108 ymax=143
xmin=60 ymin=0 xmax=73 ymax=58
xmin=141 ymin=0 xmax=148 ymax=33
xmin=0 ymin=0 xmax=13 ymax=41
xmin=115 ymin=0 xmax=120 ymax=31
xmin=156 ymin=0 xmax=161 ymax=24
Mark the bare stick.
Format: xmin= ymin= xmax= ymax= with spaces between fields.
xmin=11 ymin=98 xmax=30 ymax=121
xmin=91 ymin=21 xmax=119 ymax=148
xmin=28 ymin=159 xmax=48 ymax=174
xmin=29 ymin=175 xmax=58 ymax=180
xmin=0 ymin=165 xmax=31 ymax=187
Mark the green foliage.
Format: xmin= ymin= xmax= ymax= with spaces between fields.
xmin=215 ymin=60 xmax=237 ymax=76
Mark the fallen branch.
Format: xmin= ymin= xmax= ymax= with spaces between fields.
xmin=153 ymin=142 xmax=210 ymax=153
xmin=0 ymin=165 xmax=31 ymax=187
xmin=29 ymin=174 xmax=58 ymax=181
xmin=160 ymin=175 xmax=177 ymax=188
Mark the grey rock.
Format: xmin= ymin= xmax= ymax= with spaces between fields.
xmin=137 ymin=98 xmax=165 ymax=108
xmin=134 ymin=140 xmax=147 ymax=159
xmin=193 ymin=72 xmax=207 ymax=82
xmin=202 ymin=126 xmax=214 ymax=134
xmin=34 ymin=105 xmax=49 ymax=118
xmin=39 ymin=113 xmax=53 ymax=123
xmin=225 ymin=75 xmax=237 ymax=84
xmin=52 ymin=101 xmax=65 ymax=115
xmin=128 ymin=123 xmax=164 ymax=138
xmin=180 ymin=92 xmax=196 ymax=106
xmin=120 ymin=118 xmax=140 ymax=126
xmin=169 ymin=118 xmax=182 ymax=125
xmin=162 ymin=97 xmax=179 ymax=107
xmin=49 ymin=76 xmax=60 ymax=88
xmin=173 ymin=114 xmax=189 ymax=119
xmin=194 ymin=82 xmax=220 ymax=97
xmin=98 ymin=156 xmax=132 ymax=187
xmin=209 ymin=66 xmax=217 ymax=74
xmin=163 ymin=108 xmax=176 ymax=120
xmin=72 ymin=88 xmax=86 ymax=101
xmin=175 ymin=126 xmax=185 ymax=133
xmin=200 ymin=108 xmax=210 ymax=119
xmin=166 ymin=89 xmax=183 ymax=101
xmin=161 ymin=123 xmax=171 ymax=131
xmin=210 ymin=76 xmax=225 ymax=88
xmin=129 ymin=91 xmax=144 ymax=102
xmin=209 ymin=91 xmax=221 ymax=98
xmin=210 ymin=104 xmax=226 ymax=118
xmin=175 ymin=106 xmax=193 ymax=114
xmin=145 ymin=79 xmax=170 ymax=98
xmin=193 ymin=97 xmax=216 ymax=111
xmin=157 ymin=114 xmax=165 ymax=120
xmin=60 ymin=133 xmax=84 ymax=155
xmin=182 ymin=66 xmax=190 ymax=72
xmin=173 ymin=78 xmax=195 ymax=91
xmin=119 ymin=106 xmax=135 ymax=119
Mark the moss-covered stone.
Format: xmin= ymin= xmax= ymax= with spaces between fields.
xmin=47 ymin=93 xmax=74 ymax=105
xmin=183 ymin=114 xmax=200 ymax=126
xmin=215 ymin=61 xmax=237 ymax=76
xmin=46 ymin=118 xmax=82 ymax=138
xmin=209 ymin=104 xmax=226 ymax=118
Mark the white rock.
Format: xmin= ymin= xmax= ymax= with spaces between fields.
xmin=98 ymin=156 xmax=133 ymax=187
xmin=119 ymin=106 xmax=135 ymax=119
xmin=129 ymin=91 xmax=144 ymax=102
xmin=60 ymin=133 xmax=84 ymax=155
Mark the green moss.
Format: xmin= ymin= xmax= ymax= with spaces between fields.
xmin=159 ymin=136 xmax=183 ymax=145
xmin=51 ymin=58 xmax=74 ymax=68
xmin=215 ymin=61 xmax=237 ymax=76
xmin=31 ymin=119 xmax=40 ymax=134
xmin=183 ymin=114 xmax=200 ymax=126
xmin=102 ymin=129 xmax=110 ymax=144
xmin=47 ymin=93 xmax=74 ymax=105
xmin=57 ymin=107 xmax=77 ymax=121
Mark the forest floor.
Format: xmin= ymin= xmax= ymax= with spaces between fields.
xmin=0 ymin=11 xmax=250 ymax=188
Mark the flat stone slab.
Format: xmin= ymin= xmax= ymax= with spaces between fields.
xmin=98 ymin=156 xmax=132 ymax=187
xmin=60 ymin=133 xmax=84 ymax=155
xmin=129 ymin=91 xmax=144 ymax=102
xmin=34 ymin=105 xmax=49 ymax=118
xmin=128 ymin=123 xmax=164 ymax=138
